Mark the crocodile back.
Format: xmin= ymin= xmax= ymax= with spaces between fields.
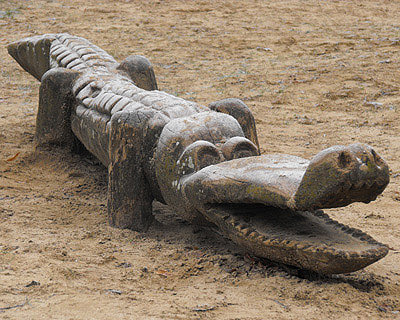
xmin=49 ymin=34 xmax=118 ymax=72
xmin=8 ymin=33 xmax=206 ymax=121
xmin=7 ymin=33 xmax=118 ymax=81
xmin=8 ymin=33 xmax=209 ymax=171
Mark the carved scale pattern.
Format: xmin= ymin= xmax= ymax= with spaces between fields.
xmin=47 ymin=34 xmax=206 ymax=120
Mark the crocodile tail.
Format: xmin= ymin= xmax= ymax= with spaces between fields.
xmin=8 ymin=33 xmax=118 ymax=81
xmin=7 ymin=34 xmax=57 ymax=81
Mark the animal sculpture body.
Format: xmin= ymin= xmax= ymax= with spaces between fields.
xmin=8 ymin=34 xmax=390 ymax=274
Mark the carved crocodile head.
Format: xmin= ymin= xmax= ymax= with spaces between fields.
xmin=155 ymin=112 xmax=390 ymax=274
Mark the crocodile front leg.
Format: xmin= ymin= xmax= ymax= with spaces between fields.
xmin=108 ymin=111 xmax=154 ymax=232
xmin=36 ymin=67 xmax=80 ymax=148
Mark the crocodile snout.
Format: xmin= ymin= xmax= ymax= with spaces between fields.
xmin=294 ymin=143 xmax=390 ymax=210
xmin=348 ymin=145 xmax=387 ymax=186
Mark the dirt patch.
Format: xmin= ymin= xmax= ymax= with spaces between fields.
xmin=1 ymin=0 xmax=400 ymax=319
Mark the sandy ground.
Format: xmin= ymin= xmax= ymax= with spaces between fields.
xmin=1 ymin=0 xmax=400 ymax=319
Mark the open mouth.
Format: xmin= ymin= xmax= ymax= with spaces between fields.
xmin=179 ymin=148 xmax=390 ymax=274
xmin=202 ymin=203 xmax=388 ymax=274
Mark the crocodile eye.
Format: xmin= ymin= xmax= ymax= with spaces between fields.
xmin=197 ymin=145 xmax=221 ymax=169
xmin=178 ymin=141 xmax=222 ymax=174
xmin=222 ymin=137 xmax=259 ymax=160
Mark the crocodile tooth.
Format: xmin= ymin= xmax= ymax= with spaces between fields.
xmin=235 ymin=224 xmax=245 ymax=231
xmin=254 ymin=235 xmax=264 ymax=242
xmin=221 ymin=214 xmax=230 ymax=221
xmin=232 ymin=220 xmax=240 ymax=227
xmin=248 ymin=231 xmax=258 ymax=238
xmin=282 ymin=240 xmax=296 ymax=248
xmin=241 ymin=228 xmax=253 ymax=236
xmin=267 ymin=238 xmax=281 ymax=246
xmin=263 ymin=239 xmax=273 ymax=246
xmin=298 ymin=244 xmax=312 ymax=251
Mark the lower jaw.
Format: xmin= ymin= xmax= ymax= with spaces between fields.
xmin=202 ymin=204 xmax=388 ymax=274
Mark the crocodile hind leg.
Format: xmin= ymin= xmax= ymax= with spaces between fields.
xmin=209 ymin=98 xmax=260 ymax=152
xmin=117 ymin=55 xmax=158 ymax=91
xmin=36 ymin=67 xmax=80 ymax=148
xmin=108 ymin=111 xmax=154 ymax=232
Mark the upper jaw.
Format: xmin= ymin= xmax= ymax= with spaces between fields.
xmin=293 ymin=143 xmax=390 ymax=211
xmin=180 ymin=144 xmax=390 ymax=213
xmin=180 ymin=154 xmax=307 ymax=212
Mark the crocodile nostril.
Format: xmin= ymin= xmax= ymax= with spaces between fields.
xmin=338 ymin=151 xmax=352 ymax=168
xmin=370 ymin=148 xmax=383 ymax=166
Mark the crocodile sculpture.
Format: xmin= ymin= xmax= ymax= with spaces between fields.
xmin=8 ymin=34 xmax=390 ymax=274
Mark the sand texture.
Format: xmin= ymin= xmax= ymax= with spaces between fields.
xmin=0 ymin=0 xmax=399 ymax=319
